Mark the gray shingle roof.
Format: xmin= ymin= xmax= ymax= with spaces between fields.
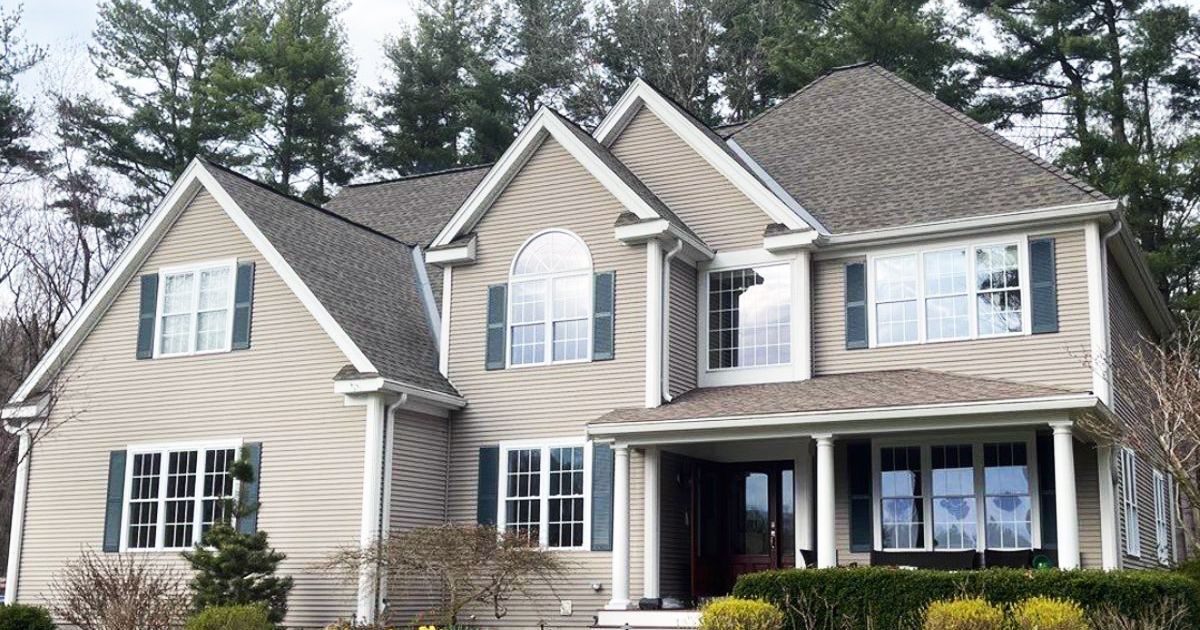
xmin=325 ymin=165 xmax=489 ymax=245
xmin=202 ymin=161 xmax=457 ymax=397
xmin=590 ymin=369 xmax=1071 ymax=425
xmin=728 ymin=64 xmax=1106 ymax=234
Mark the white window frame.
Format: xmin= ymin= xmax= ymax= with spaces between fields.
xmin=1122 ymin=447 xmax=1141 ymax=557
xmin=119 ymin=438 xmax=243 ymax=552
xmin=1153 ymin=468 xmax=1169 ymax=565
xmin=153 ymin=258 xmax=238 ymax=358
xmin=866 ymin=235 xmax=1032 ymax=348
xmin=496 ymin=438 xmax=592 ymax=551
xmin=506 ymin=230 xmax=593 ymax=368
xmin=871 ymin=432 xmax=1041 ymax=553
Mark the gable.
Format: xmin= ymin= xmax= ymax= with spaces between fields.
xmin=611 ymin=104 xmax=772 ymax=251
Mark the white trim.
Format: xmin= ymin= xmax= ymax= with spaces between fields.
xmin=9 ymin=159 xmax=379 ymax=404
xmin=1 ymin=397 xmax=49 ymax=420
xmin=424 ymin=237 xmax=476 ymax=265
xmin=1096 ymin=445 xmax=1121 ymax=570
xmin=432 ymin=108 xmax=665 ymax=249
xmin=118 ymin=438 xmax=244 ymax=553
xmin=506 ymin=229 xmax=594 ymax=369
xmin=814 ymin=434 xmax=836 ymax=567
xmin=641 ymin=446 xmax=660 ymax=599
xmin=411 ymin=247 xmax=441 ymax=348
xmin=794 ymin=251 xmax=813 ymax=381
xmin=763 ymin=229 xmax=820 ymax=253
xmin=332 ymin=377 xmax=466 ymax=410
xmin=356 ymin=393 xmax=386 ymax=622
xmin=152 ymin=257 xmax=238 ymax=358
xmin=1153 ymin=468 xmax=1169 ymax=565
xmin=1121 ymin=447 xmax=1141 ymax=558
xmin=1085 ymin=221 xmax=1111 ymax=405
xmin=1051 ymin=421 xmax=1080 ymax=569
xmin=608 ymin=443 xmax=632 ymax=609
xmin=4 ymin=429 xmax=31 ymax=604
xmin=592 ymin=79 xmax=812 ymax=232
xmin=495 ymin=438 xmax=592 ymax=552
xmin=645 ymin=239 xmax=663 ymax=407
xmin=612 ymin=219 xmax=715 ymax=262
xmin=439 ymin=265 xmax=452 ymax=377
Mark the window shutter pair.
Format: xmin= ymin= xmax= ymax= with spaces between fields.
xmin=475 ymin=444 xmax=614 ymax=551
xmin=484 ymin=271 xmax=616 ymax=369
xmin=101 ymin=443 xmax=264 ymax=550
xmin=134 ymin=261 xmax=256 ymax=359
xmin=842 ymin=238 xmax=1059 ymax=347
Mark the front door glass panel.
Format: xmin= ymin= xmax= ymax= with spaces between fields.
xmin=735 ymin=471 xmax=771 ymax=554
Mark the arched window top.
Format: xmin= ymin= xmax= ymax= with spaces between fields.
xmin=512 ymin=230 xmax=591 ymax=277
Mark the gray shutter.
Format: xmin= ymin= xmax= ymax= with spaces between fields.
xmin=1030 ymin=238 xmax=1059 ymax=334
xmin=231 ymin=262 xmax=255 ymax=350
xmin=593 ymin=271 xmax=616 ymax=361
xmin=485 ymin=285 xmax=507 ymax=370
xmin=477 ymin=446 xmax=500 ymax=526
xmin=1037 ymin=434 xmax=1057 ymax=547
xmin=103 ymin=450 xmax=127 ymax=552
xmin=135 ymin=275 xmax=158 ymax=359
xmin=237 ymin=442 xmax=263 ymax=534
xmin=847 ymin=441 xmax=872 ymax=553
xmin=591 ymin=443 xmax=614 ymax=551
xmin=844 ymin=261 xmax=868 ymax=349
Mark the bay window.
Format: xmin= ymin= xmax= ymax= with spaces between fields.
xmin=869 ymin=239 xmax=1027 ymax=346
xmin=706 ymin=264 xmax=791 ymax=369
xmin=876 ymin=438 xmax=1039 ymax=553
xmin=124 ymin=442 xmax=240 ymax=551
xmin=499 ymin=442 xmax=589 ymax=550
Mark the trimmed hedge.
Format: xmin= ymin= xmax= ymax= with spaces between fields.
xmin=733 ymin=567 xmax=1200 ymax=629
xmin=0 ymin=604 xmax=56 ymax=630
xmin=185 ymin=604 xmax=274 ymax=630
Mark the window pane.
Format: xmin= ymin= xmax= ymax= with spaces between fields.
xmin=548 ymin=447 xmax=585 ymax=548
xmin=510 ymin=323 xmax=545 ymax=365
xmin=159 ymin=313 xmax=192 ymax=354
xmin=923 ymin=250 xmax=967 ymax=296
xmin=881 ymin=446 xmax=923 ymax=549
xmin=978 ymin=290 xmax=1022 ymax=335
xmin=196 ymin=311 xmax=228 ymax=352
xmin=926 ymin=296 xmax=968 ymax=340
xmin=164 ymin=451 xmax=198 ymax=548
xmin=875 ymin=255 xmax=917 ymax=301
xmin=876 ymin=300 xmax=917 ymax=344
xmin=551 ymin=275 xmax=589 ymax=320
xmin=162 ymin=273 xmax=194 ymax=314
xmin=513 ymin=232 xmax=590 ymax=276
xmin=932 ymin=445 xmax=976 ymax=550
xmin=552 ymin=319 xmax=588 ymax=361
xmin=975 ymin=244 xmax=1020 ymax=291
xmin=707 ymin=265 xmax=791 ymax=369
xmin=198 ymin=268 xmax=230 ymax=310
xmin=128 ymin=453 xmax=161 ymax=549
xmin=202 ymin=448 xmax=237 ymax=534
xmin=984 ymin=442 xmax=1032 ymax=549
xmin=510 ymin=280 xmax=546 ymax=325
xmin=505 ymin=449 xmax=541 ymax=542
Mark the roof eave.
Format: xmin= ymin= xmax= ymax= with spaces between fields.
xmin=333 ymin=375 xmax=466 ymax=410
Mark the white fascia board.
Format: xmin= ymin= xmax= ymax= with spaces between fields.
xmin=333 ymin=377 xmax=466 ymax=409
xmin=9 ymin=159 xmax=379 ymax=404
xmin=614 ymin=220 xmax=715 ymax=260
xmin=593 ymin=79 xmax=811 ymax=232
xmin=817 ymin=199 xmax=1120 ymax=255
xmin=1108 ymin=225 xmax=1174 ymax=336
xmin=763 ymin=229 xmax=820 ymax=253
xmin=0 ymin=397 xmax=48 ymax=420
xmin=432 ymin=108 xmax=662 ymax=249
xmin=586 ymin=393 xmax=1098 ymax=440
xmin=425 ymin=236 xmax=477 ymax=265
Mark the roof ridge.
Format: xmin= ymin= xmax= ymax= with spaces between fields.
xmin=199 ymin=158 xmax=422 ymax=248
xmin=342 ymin=163 xmax=493 ymax=189
xmin=863 ymin=65 xmax=1107 ymax=201
xmin=728 ymin=62 xmax=876 ymax=138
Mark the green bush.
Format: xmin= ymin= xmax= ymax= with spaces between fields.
xmin=1012 ymin=596 xmax=1089 ymax=630
xmin=733 ymin=567 xmax=1200 ymax=629
xmin=924 ymin=598 xmax=1005 ymax=630
xmin=0 ymin=604 xmax=56 ymax=630
xmin=699 ymin=597 xmax=786 ymax=630
xmin=185 ymin=604 xmax=274 ymax=630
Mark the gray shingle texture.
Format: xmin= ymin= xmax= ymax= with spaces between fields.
xmin=325 ymin=166 xmax=489 ymax=245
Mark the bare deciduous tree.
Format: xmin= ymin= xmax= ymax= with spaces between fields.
xmin=46 ymin=549 xmax=193 ymax=630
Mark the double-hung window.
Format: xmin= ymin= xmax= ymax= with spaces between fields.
xmin=157 ymin=261 xmax=236 ymax=357
xmin=869 ymin=240 xmax=1026 ymax=346
xmin=706 ymin=264 xmax=792 ymax=369
xmin=1122 ymin=448 xmax=1141 ymax=557
xmin=500 ymin=442 xmax=589 ymax=549
xmin=931 ymin=444 xmax=976 ymax=550
xmin=508 ymin=231 xmax=592 ymax=366
xmin=983 ymin=442 xmax=1033 ymax=549
xmin=1153 ymin=469 xmax=1169 ymax=564
xmin=880 ymin=446 xmax=923 ymax=550
xmin=124 ymin=442 xmax=240 ymax=551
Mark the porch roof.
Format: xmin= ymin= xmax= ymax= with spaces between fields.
xmin=591 ymin=370 xmax=1075 ymax=426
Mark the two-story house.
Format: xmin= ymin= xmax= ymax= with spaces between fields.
xmin=2 ymin=63 xmax=1178 ymax=629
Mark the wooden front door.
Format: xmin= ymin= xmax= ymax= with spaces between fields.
xmin=691 ymin=461 xmax=794 ymax=598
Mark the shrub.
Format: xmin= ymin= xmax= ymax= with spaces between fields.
xmin=924 ymin=598 xmax=1005 ymax=630
xmin=0 ymin=604 xmax=56 ymax=630
xmin=185 ymin=604 xmax=274 ymax=630
xmin=699 ymin=597 xmax=786 ymax=630
xmin=1012 ymin=597 xmax=1089 ymax=630
xmin=734 ymin=567 xmax=1200 ymax=630
xmin=47 ymin=550 xmax=192 ymax=630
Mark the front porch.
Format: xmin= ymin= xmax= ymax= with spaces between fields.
xmin=586 ymin=380 xmax=1117 ymax=623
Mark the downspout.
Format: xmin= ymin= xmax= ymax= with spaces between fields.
xmin=376 ymin=397 xmax=405 ymax=620
xmin=660 ymin=239 xmax=683 ymax=403
xmin=4 ymin=424 xmax=32 ymax=605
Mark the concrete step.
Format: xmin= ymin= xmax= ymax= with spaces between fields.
xmin=592 ymin=609 xmax=700 ymax=629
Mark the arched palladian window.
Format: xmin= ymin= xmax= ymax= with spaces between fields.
xmin=509 ymin=230 xmax=593 ymax=365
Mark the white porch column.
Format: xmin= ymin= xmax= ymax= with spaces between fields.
xmin=1051 ymin=422 xmax=1081 ymax=570
xmin=815 ymin=434 xmax=836 ymax=568
xmin=609 ymin=444 xmax=633 ymax=609
xmin=642 ymin=446 xmax=661 ymax=600
xmin=794 ymin=440 xmax=813 ymax=567
xmin=356 ymin=393 xmax=388 ymax=622
xmin=4 ymin=428 xmax=31 ymax=605
xmin=1097 ymin=445 xmax=1121 ymax=570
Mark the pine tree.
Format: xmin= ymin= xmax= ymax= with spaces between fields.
xmin=182 ymin=447 xmax=293 ymax=624
xmin=57 ymin=0 xmax=256 ymax=215
xmin=234 ymin=0 xmax=357 ymax=202
xmin=496 ymin=0 xmax=588 ymax=120
xmin=0 ymin=5 xmax=44 ymax=176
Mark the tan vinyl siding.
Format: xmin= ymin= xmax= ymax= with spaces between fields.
xmin=385 ymin=410 xmax=450 ymax=627
xmin=610 ymin=105 xmax=769 ymax=251
xmin=668 ymin=259 xmax=698 ymax=398
xmin=444 ymin=137 xmax=647 ymax=628
xmin=813 ymin=229 xmax=1093 ymax=391
xmin=16 ymin=190 xmax=363 ymax=627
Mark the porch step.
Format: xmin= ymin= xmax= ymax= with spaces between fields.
xmin=593 ymin=609 xmax=701 ymax=629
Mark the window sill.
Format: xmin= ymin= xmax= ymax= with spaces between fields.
xmin=153 ymin=347 xmax=233 ymax=360
xmin=869 ymin=330 xmax=1028 ymax=350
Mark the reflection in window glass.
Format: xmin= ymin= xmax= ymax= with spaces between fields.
xmin=976 ymin=244 xmax=1022 ymax=335
xmin=505 ymin=449 xmax=542 ymax=542
xmin=881 ymin=446 xmax=923 ymax=549
xmin=984 ymin=442 xmax=1032 ymax=549
xmin=924 ymin=250 xmax=969 ymax=340
xmin=708 ymin=265 xmax=791 ymax=369
xmin=735 ymin=472 xmax=771 ymax=554
xmin=874 ymin=255 xmax=918 ymax=343
xmin=932 ymin=445 xmax=976 ymax=550
xmin=548 ymin=447 xmax=585 ymax=548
